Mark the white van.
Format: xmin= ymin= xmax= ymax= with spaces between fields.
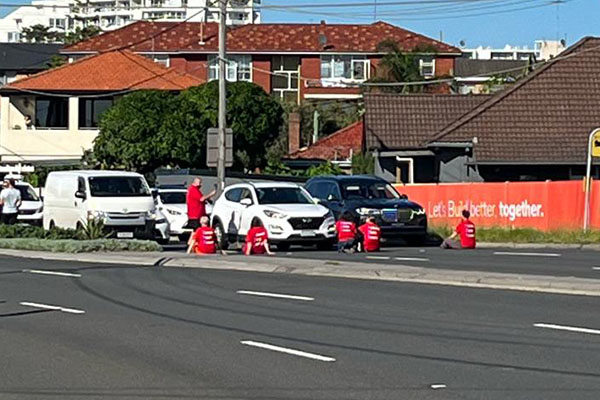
xmin=43 ymin=170 xmax=164 ymax=239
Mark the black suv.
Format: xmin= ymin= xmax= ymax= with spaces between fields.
xmin=305 ymin=175 xmax=427 ymax=242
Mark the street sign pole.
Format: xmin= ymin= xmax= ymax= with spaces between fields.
xmin=583 ymin=128 xmax=600 ymax=231
xmin=217 ymin=0 xmax=227 ymax=196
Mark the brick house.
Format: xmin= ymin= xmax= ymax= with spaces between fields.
xmin=61 ymin=20 xmax=461 ymax=102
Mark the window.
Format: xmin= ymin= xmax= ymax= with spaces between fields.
xmin=307 ymin=182 xmax=340 ymax=201
xmin=79 ymin=98 xmax=113 ymax=128
xmin=49 ymin=18 xmax=66 ymax=29
xmin=88 ymin=176 xmax=151 ymax=197
xmin=35 ymin=97 xmax=68 ymax=129
xmin=225 ymin=188 xmax=242 ymax=202
xmin=341 ymin=181 xmax=400 ymax=200
xmin=256 ymin=187 xmax=313 ymax=205
xmin=419 ymin=58 xmax=435 ymax=78
xmin=320 ymin=55 xmax=369 ymax=81
xmin=7 ymin=32 xmax=20 ymax=42
xmin=208 ymin=55 xmax=251 ymax=82
xmin=152 ymin=55 xmax=170 ymax=67
xmin=271 ymin=56 xmax=299 ymax=102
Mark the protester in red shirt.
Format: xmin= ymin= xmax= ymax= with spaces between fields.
xmin=244 ymin=218 xmax=274 ymax=256
xmin=186 ymin=177 xmax=216 ymax=230
xmin=187 ymin=216 xmax=219 ymax=255
xmin=358 ymin=216 xmax=381 ymax=252
xmin=336 ymin=212 xmax=358 ymax=253
xmin=442 ymin=209 xmax=476 ymax=249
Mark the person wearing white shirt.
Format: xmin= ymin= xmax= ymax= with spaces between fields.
xmin=0 ymin=179 xmax=21 ymax=225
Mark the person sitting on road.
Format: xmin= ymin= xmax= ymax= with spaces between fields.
xmin=187 ymin=216 xmax=221 ymax=255
xmin=336 ymin=212 xmax=358 ymax=253
xmin=358 ymin=216 xmax=381 ymax=253
xmin=441 ymin=209 xmax=476 ymax=250
xmin=244 ymin=218 xmax=274 ymax=256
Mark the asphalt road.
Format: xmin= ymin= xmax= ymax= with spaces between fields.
xmin=2 ymin=255 xmax=600 ymax=399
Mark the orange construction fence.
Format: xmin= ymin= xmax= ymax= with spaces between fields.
xmin=394 ymin=180 xmax=600 ymax=231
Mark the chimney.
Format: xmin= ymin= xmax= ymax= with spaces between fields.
xmin=288 ymin=112 xmax=301 ymax=154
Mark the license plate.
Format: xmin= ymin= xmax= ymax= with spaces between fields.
xmin=382 ymin=209 xmax=398 ymax=222
xmin=117 ymin=232 xmax=134 ymax=239
xmin=301 ymin=230 xmax=316 ymax=237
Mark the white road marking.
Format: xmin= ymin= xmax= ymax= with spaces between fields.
xmin=366 ymin=256 xmax=390 ymax=260
xmin=534 ymin=323 xmax=600 ymax=335
xmin=240 ymin=340 xmax=336 ymax=362
xmin=236 ymin=290 xmax=314 ymax=301
xmin=23 ymin=269 xmax=81 ymax=278
xmin=395 ymin=257 xmax=430 ymax=262
xmin=430 ymin=384 xmax=447 ymax=390
xmin=20 ymin=302 xmax=86 ymax=314
xmin=493 ymin=251 xmax=561 ymax=257
xmin=592 ymin=267 xmax=600 ymax=270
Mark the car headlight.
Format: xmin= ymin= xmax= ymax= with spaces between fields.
xmin=413 ymin=208 xmax=426 ymax=216
xmin=156 ymin=218 xmax=167 ymax=224
xmin=165 ymin=208 xmax=182 ymax=216
xmin=36 ymin=206 xmax=43 ymax=213
xmin=87 ymin=210 xmax=106 ymax=220
xmin=356 ymin=207 xmax=381 ymax=216
xmin=263 ymin=209 xmax=287 ymax=219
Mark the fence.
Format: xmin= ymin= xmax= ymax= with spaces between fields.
xmin=394 ymin=180 xmax=600 ymax=231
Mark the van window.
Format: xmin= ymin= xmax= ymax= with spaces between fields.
xmin=88 ymin=176 xmax=150 ymax=197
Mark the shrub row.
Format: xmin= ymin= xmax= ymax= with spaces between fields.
xmin=0 ymin=238 xmax=162 ymax=253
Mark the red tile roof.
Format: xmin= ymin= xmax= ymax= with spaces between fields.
xmin=4 ymin=50 xmax=202 ymax=91
xmin=431 ymin=37 xmax=600 ymax=163
xmin=62 ymin=21 xmax=460 ymax=54
xmin=289 ymin=120 xmax=364 ymax=160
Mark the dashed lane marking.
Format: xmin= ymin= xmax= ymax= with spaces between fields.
xmin=20 ymin=302 xmax=85 ymax=314
xmin=23 ymin=269 xmax=81 ymax=278
xmin=240 ymin=340 xmax=336 ymax=362
xmin=394 ymin=257 xmax=430 ymax=262
xmin=534 ymin=323 xmax=600 ymax=335
xmin=493 ymin=251 xmax=561 ymax=257
xmin=236 ymin=290 xmax=314 ymax=301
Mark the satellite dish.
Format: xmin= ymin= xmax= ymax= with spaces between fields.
xmin=459 ymin=40 xmax=466 ymax=47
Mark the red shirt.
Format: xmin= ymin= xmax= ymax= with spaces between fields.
xmin=456 ymin=219 xmax=476 ymax=249
xmin=336 ymin=220 xmax=357 ymax=242
xmin=193 ymin=226 xmax=216 ymax=254
xmin=358 ymin=222 xmax=381 ymax=252
xmin=186 ymin=185 xmax=206 ymax=219
xmin=245 ymin=226 xmax=268 ymax=254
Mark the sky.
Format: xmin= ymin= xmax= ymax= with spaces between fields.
xmin=261 ymin=0 xmax=599 ymax=48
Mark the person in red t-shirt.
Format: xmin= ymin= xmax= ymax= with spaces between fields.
xmin=442 ymin=209 xmax=476 ymax=249
xmin=186 ymin=177 xmax=216 ymax=230
xmin=244 ymin=218 xmax=274 ymax=256
xmin=358 ymin=216 xmax=381 ymax=253
xmin=187 ymin=216 xmax=220 ymax=255
xmin=336 ymin=212 xmax=358 ymax=253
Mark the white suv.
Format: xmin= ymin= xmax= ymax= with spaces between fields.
xmin=211 ymin=182 xmax=336 ymax=250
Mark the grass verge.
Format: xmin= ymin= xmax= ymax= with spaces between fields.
xmin=429 ymin=226 xmax=600 ymax=244
xmin=0 ymin=238 xmax=162 ymax=253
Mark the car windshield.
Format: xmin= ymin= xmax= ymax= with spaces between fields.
xmin=341 ymin=181 xmax=400 ymax=200
xmin=12 ymin=185 xmax=39 ymax=201
xmin=256 ymin=187 xmax=313 ymax=205
xmin=89 ymin=176 xmax=150 ymax=197
xmin=159 ymin=192 xmax=186 ymax=204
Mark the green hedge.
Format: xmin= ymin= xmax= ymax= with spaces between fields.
xmin=429 ymin=226 xmax=600 ymax=244
xmin=0 ymin=238 xmax=162 ymax=253
xmin=0 ymin=224 xmax=80 ymax=240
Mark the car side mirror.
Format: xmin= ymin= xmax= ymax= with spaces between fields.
xmin=75 ymin=190 xmax=86 ymax=200
xmin=240 ymin=198 xmax=253 ymax=207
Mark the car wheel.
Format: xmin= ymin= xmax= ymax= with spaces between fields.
xmin=276 ymin=242 xmax=290 ymax=251
xmin=213 ymin=220 xmax=229 ymax=250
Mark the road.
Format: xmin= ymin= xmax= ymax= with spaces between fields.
xmin=2 ymin=254 xmax=600 ymax=399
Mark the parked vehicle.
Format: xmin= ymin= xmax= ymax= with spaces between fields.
xmin=210 ymin=182 xmax=336 ymax=250
xmin=305 ymin=175 xmax=427 ymax=243
xmin=43 ymin=170 xmax=167 ymax=241
xmin=0 ymin=179 xmax=44 ymax=226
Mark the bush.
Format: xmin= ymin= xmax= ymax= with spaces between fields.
xmin=0 ymin=238 xmax=161 ymax=253
xmin=0 ymin=224 xmax=80 ymax=240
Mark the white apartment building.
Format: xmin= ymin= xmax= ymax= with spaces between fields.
xmin=0 ymin=0 xmax=259 ymax=42
xmin=462 ymin=40 xmax=566 ymax=62
xmin=0 ymin=0 xmax=70 ymax=43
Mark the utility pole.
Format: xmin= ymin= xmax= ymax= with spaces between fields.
xmin=217 ymin=0 xmax=227 ymax=195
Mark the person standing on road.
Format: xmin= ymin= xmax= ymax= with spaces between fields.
xmin=441 ymin=209 xmax=476 ymax=249
xmin=0 ymin=179 xmax=21 ymax=225
xmin=358 ymin=216 xmax=381 ymax=253
xmin=186 ymin=177 xmax=216 ymax=230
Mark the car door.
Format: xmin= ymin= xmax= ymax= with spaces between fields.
xmin=219 ymin=187 xmax=242 ymax=236
xmin=237 ymin=187 xmax=256 ymax=236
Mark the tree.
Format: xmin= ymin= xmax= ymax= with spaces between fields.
xmin=351 ymin=152 xmax=374 ymax=174
xmin=164 ymin=81 xmax=284 ymax=171
xmin=64 ymin=26 xmax=102 ymax=45
xmin=22 ymin=24 xmax=60 ymax=43
xmin=47 ymin=55 xmax=67 ymax=69
xmin=94 ymin=90 xmax=176 ymax=175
